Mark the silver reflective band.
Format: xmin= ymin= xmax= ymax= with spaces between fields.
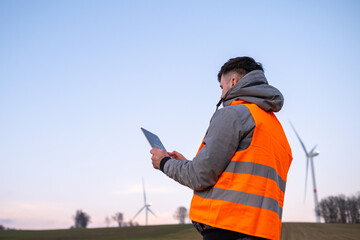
xmin=195 ymin=188 xmax=283 ymax=219
xmin=225 ymin=161 xmax=286 ymax=193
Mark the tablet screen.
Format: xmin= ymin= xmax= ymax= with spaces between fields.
xmin=141 ymin=128 xmax=166 ymax=151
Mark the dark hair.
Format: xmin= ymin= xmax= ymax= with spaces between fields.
xmin=217 ymin=56 xmax=264 ymax=82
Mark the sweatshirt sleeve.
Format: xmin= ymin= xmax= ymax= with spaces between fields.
xmin=162 ymin=105 xmax=254 ymax=191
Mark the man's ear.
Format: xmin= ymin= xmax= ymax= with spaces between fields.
xmin=231 ymin=77 xmax=239 ymax=87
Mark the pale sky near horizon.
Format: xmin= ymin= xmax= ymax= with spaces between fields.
xmin=1 ymin=0 xmax=360 ymax=230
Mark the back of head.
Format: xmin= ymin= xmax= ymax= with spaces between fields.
xmin=218 ymin=57 xmax=264 ymax=82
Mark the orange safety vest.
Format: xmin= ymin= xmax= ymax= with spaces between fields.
xmin=189 ymin=99 xmax=292 ymax=240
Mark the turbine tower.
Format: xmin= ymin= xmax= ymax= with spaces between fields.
xmin=132 ymin=179 xmax=156 ymax=225
xmin=290 ymin=122 xmax=321 ymax=223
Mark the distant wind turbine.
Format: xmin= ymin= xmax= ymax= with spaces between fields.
xmin=290 ymin=122 xmax=321 ymax=223
xmin=132 ymin=179 xmax=157 ymax=225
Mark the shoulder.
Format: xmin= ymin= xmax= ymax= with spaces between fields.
xmin=209 ymin=104 xmax=255 ymax=136
xmin=211 ymin=104 xmax=251 ymax=123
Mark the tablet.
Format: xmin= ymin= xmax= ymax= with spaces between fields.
xmin=141 ymin=128 xmax=167 ymax=151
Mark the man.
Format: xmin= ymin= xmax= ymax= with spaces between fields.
xmin=150 ymin=57 xmax=292 ymax=240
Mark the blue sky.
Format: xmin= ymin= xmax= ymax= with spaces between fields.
xmin=1 ymin=0 xmax=359 ymax=229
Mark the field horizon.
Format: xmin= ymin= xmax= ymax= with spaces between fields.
xmin=1 ymin=222 xmax=359 ymax=240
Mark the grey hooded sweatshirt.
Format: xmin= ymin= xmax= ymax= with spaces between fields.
xmin=163 ymin=70 xmax=284 ymax=191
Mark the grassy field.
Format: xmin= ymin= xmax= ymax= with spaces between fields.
xmin=281 ymin=223 xmax=360 ymax=240
xmin=0 ymin=223 xmax=359 ymax=240
xmin=0 ymin=224 xmax=201 ymax=240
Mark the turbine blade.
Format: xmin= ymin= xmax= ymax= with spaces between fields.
xmin=309 ymin=145 xmax=317 ymax=155
xmin=147 ymin=207 xmax=157 ymax=217
xmin=289 ymin=121 xmax=308 ymax=155
xmin=304 ymin=157 xmax=309 ymax=203
xmin=142 ymin=178 xmax=147 ymax=204
xmin=132 ymin=206 xmax=145 ymax=220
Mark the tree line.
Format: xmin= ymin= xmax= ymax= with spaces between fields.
xmin=0 ymin=206 xmax=189 ymax=230
xmin=317 ymin=193 xmax=360 ymax=223
xmin=72 ymin=206 xmax=189 ymax=229
xmin=0 ymin=225 xmax=15 ymax=231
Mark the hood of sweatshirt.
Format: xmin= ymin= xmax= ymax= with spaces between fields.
xmin=222 ymin=70 xmax=284 ymax=112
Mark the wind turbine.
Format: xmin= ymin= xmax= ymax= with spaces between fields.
xmin=290 ymin=122 xmax=321 ymax=223
xmin=132 ymin=179 xmax=156 ymax=225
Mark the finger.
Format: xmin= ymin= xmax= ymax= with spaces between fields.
xmin=152 ymin=159 xmax=159 ymax=169
xmin=169 ymin=151 xmax=177 ymax=156
xmin=150 ymin=148 xmax=158 ymax=154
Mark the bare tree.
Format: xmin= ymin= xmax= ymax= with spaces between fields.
xmin=318 ymin=193 xmax=360 ymax=223
xmin=346 ymin=193 xmax=360 ymax=223
xmin=126 ymin=220 xmax=139 ymax=227
xmin=335 ymin=195 xmax=347 ymax=223
xmin=318 ymin=196 xmax=343 ymax=223
xmin=173 ymin=206 xmax=188 ymax=224
xmin=73 ymin=210 xmax=91 ymax=228
xmin=0 ymin=225 xmax=5 ymax=231
xmin=112 ymin=212 xmax=124 ymax=227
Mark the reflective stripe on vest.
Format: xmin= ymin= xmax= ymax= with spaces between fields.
xmin=189 ymin=100 xmax=292 ymax=240
xmin=195 ymin=187 xmax=283 ymax=219
xmin=225 ymin=161 xmax=286 ymax=194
